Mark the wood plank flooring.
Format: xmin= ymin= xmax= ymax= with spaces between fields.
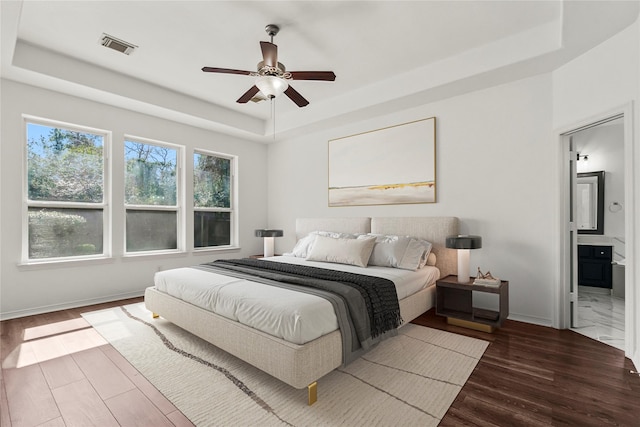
xmin=2 ymin=298 xmax=639 ymax=426
xmin=0 ymin=298 xmax=192 ymax=427
xmin=413 ymin=310 xmax=640 ymax=426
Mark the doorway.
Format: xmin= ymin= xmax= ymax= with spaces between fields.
xmin=572 ymin=117 xmax=625 ymax=350
xmin=559 ymin=105 xmax=635 ymax=358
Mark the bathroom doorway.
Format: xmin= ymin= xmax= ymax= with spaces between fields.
xmin=572 ymin=117 xmax=625 ymax=350
xmin=559 ymin=105 xmax=634 ymax=356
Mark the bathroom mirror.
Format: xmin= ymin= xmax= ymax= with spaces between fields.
xmin=577 ymin=171 xmax=605 ymax=235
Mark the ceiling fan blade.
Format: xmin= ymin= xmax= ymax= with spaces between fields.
xmin=260 ymin=41 xmax=278 ymax=67
xmin=202 ymin=67 xmax=252 ymax=76
xmin=284 ymin=85 xmax=309 ymax=107
xmin=289 ymin=71 xmax=336 ymax=81
xmin=236 ymin=86 xmax=261 ymax=103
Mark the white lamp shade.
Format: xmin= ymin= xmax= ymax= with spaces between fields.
xmin=263 ymin=237 xmax=275 ymax=257
xmin=457 ymin=249 xmax=471 ymax=283
xmin=255 ymin=75 xmax=288 ymax=98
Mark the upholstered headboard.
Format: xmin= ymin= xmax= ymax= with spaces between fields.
xmin=294 ymin=216 xmax=458 ymax=278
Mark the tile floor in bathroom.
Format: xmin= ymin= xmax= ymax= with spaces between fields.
xmin=572 ymin=286 xmax=625 ymax=351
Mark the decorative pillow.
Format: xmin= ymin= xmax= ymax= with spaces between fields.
xmin=359 ymin=234 xmax=433 ymax=271
xmin=285 ymin=231 xmax=356 ymax=258
xmin=398 ymin=238 xmax=427 ymax=270
xmin=426 ymin=252 xmax=437 ymax=266
xmin=306 ymin=235 xmax=376 ymax=267
xmin=360 ymin=234 xmax=411 ymax=268
xmin=415 ymin=239 xmax=434 ymax=269
xmin=285 ymin=234 xmax=315 ymax=257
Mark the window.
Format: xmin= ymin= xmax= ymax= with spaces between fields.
xmin=193 ymin=151 xmax=234 ymax=248
xmin=124 ymin=138 xmax=181 ymax=253
xmin=25 ymin=118 xmax=108 ymax=261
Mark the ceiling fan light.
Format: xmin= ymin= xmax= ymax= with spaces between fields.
xmin=255 ymin=75 xmax=288 ymax=98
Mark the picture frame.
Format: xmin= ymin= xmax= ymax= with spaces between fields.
xmin=328 ymin=117 xmax=436 ymax=207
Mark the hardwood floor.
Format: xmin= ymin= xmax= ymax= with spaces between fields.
xmin=2 ymin=298 xmax=639 ymax=426
xmin=0 ymin=297 xmax=193 ymax=427
xmin=413 ymin=310 xmax=640 ymax=426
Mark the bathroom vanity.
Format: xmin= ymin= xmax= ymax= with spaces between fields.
xmin=578 ymin=244 xmax=613 ymax=289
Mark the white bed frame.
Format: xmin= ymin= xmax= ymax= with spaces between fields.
xmin=145 ymin=216 xmax=458 ymax=404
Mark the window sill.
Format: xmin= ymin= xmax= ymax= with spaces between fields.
xmin=17 ymin=246 xmax=243 ymax=270
xmin=121 ymin=250 xmax=189 ymax=261
xmin=191 ymin=246 xmax=241 ymax=256
xmin=18 ymin=256 xmax=116 ymax=271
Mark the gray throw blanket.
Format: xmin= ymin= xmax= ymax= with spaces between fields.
xmin=198 ymin=258 xmax=403 ymax=365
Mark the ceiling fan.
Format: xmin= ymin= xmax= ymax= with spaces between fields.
xmin=202 ymin=24 xmax=336 ymax=107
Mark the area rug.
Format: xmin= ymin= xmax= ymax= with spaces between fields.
xmin=83 ymin=303 xmax=488 ymax=426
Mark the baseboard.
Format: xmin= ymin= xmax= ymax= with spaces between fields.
xmin=0 ymin=290 xmax=145 ymax=321
xmin=507 ymin=313 xmax=554 ymax=328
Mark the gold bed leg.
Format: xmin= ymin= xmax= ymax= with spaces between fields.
xmin=308 ymin=382 xmax=317 ymax=405
xmin=152 ymin=312 xmax=159 ymax=319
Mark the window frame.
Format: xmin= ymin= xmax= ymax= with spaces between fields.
xmin=193 ymin=149 xmax=237 ymax=251
xmin=22 ymin=115 xmax=112 ymax=264
xmin=123 ymin=135 xmax=184 ymax=256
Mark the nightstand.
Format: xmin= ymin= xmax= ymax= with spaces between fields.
xmin=436 ymin=274 xmax=509 ymax=333
xmin=249 ymin=254 xmax=280 ymax=259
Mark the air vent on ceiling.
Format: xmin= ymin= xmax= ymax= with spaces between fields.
xmin=100 ymin=33 xmax=137 ymax=55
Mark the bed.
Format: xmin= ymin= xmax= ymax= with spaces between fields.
xmin=144 ymin=216 xmax=458 ymax=404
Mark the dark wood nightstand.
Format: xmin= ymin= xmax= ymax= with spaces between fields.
xmin=436 ymin=274 xmax=509 ymax=333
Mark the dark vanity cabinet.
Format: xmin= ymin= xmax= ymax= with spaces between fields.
xmin=578 ymin=245 xmax=612 ymax=289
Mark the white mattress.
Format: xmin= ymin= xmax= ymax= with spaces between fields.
xmin=153 ymin=256 xmax=439 ymax=345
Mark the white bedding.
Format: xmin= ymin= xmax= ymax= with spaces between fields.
xmin=153 ymin=256 xmax=439 ymax=345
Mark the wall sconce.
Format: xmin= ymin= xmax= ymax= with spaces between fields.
xmin=446 ymin=235 xmax=482 ymax=283
xmin=255 ymin=229 xmax=283 ymax=257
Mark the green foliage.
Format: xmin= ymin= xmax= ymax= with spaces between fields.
xmin=28 ymin=209 xmax=100 ymax=258
xmin=27 ymin=127 xmax=103 ymax=203
xmin=194 ymin=153 xmax=230 ymax=208
xmin=124 ymin=141 xmax=177 ymax=206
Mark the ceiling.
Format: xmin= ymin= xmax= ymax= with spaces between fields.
xmin=2 ymin=1 xmax=638 ymax=142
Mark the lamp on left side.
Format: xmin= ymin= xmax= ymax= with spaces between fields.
xmin=255 ymin=229 xmax=284 ymax=257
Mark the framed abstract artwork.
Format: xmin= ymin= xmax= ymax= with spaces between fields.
xmin=328 ymin=117 xmax=436 ymax=206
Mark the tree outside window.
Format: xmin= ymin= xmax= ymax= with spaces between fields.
xmin=124 ymin=139 xmax=179 ymax=252
xmin=194 ymin=151 xmax=233 ymax=248
xmin=26 ymin=121 xmax=106 ymax=260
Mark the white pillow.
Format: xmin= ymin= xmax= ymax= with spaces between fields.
xmin=361 ymin=234 xmax=411 ymax=268
xmin=285 ymin=234 xmax=315 ymax=257
xmin=359 ymin=234 xmax=433 ymax=271
xmin=415 ymin=239 xmax=434 ymax=268
xmin=306 ymin=235 xmax=376 ymax=267
xmin=285 ymin=231 xmax=356 ymax=258
xmin=398 ymin=238 xmax=427 ymax=270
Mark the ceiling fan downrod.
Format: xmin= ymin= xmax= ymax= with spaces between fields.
xmin=265 ymin=24 xmax=279 ymax=43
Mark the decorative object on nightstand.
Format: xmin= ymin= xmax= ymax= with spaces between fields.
xmin=255 ymin=229 xmax=283 ymax=257
xmin=445 ymin=235 xmax=482 ymax=283
xmin=473 ymin=268 xmax=501 ymax=286
xmin=436 ymin=274 xmax=509 ymax=333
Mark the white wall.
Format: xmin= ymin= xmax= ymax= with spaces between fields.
xmin=268 ymin=74 xmax=557 ymax=326
xmin=552 ymin=19 xmax=639 ymax=366
xmin=0 ymin=80 xmax=268 ymax=319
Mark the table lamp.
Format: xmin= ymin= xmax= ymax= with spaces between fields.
xmin=255 ymin=229 xmax=283 ymax=257
xmin=445 ymin=235 xmax=482 ymax=283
